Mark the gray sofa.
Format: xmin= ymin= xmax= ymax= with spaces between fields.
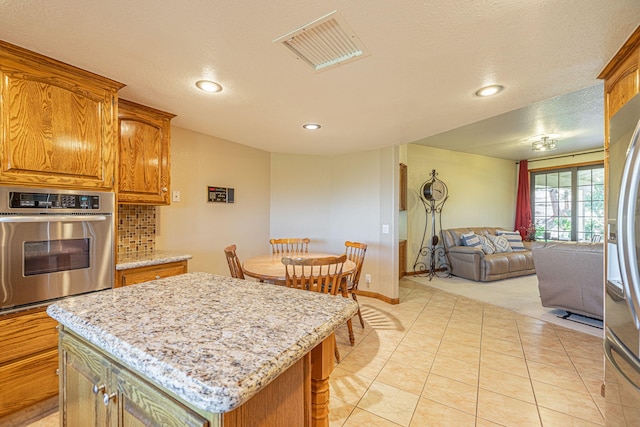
xmin=442 ymin=227 xmax=536 ymax=282
xmin=532 ymin=241 xmax=604 ymax=320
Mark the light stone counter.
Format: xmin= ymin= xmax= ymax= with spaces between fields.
xmin=47 ymin=272 xmax=358 ymax=414
xmin=115 ymin=250 xmax=192 ymax=270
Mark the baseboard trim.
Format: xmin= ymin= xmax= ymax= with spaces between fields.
xmin=357 ymin=289 xmax=399 ymax=305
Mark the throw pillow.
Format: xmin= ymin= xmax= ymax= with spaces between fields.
xmin=477 ymin=235 xmax=495 ymax=254
xmin=497 ymin=230 xmax=526 ymax=251
xmin=461 ymin=232 xmax=482 ymax=249
xmin=485 ymin=233 xmax=512 ymax=253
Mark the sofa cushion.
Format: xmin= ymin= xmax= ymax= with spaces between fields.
xmin=497 ymin=230 xmax=526 ymax=251
xmin=486 ymin=234 xmax=512 ymax=253
xmin=461 ymin=232 xmax=482 ymax=249
xmin=478 ymin=235 xmax=496 ymax=254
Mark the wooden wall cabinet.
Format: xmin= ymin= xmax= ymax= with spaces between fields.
xmin=399 ymin=163 xmax=407 ymax=211
xmin=0 ymin=307 xmax=58 ymax=419
xmin=0 ymin=40 xmax=124 ymax=190
xmin=116 ymin=261 xmax=188 ymax=288
xmin=599 ymin=28 xmax=640 ymax=125
xmin=118 ymin=99 xmax=175 ymax=205
xmin=399 ymin=239 xmax=407 ymax=279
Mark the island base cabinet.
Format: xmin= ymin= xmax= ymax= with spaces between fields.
xmin=61 ymin=331 xmax=207 ymax=427
xmin=60 ymin=329 xmax=337 ymax=427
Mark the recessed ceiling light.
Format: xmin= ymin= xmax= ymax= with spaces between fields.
xmin=475 ymin=85 xmax=504 ymax=97
xmin=303 ymin=123 xmax=321 ymax=130
xmin=196 ymin=80 xmax=222 ymax=93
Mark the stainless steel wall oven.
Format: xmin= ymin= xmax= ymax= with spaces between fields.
xmin=0 ymin=187 xmax=114 ymax=312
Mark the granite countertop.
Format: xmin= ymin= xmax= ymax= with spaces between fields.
xmin=115 ymin=250 xmax=193 ymax=270
xmin=46 ymin=272 xmax=358 ymax=414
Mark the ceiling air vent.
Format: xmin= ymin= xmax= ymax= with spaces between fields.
xmin=274 ymin=11 xmax=370 ymax=72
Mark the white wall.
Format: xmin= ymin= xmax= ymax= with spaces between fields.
xmin=271 ymin=148 xmax=399 ymax=300
xmin=406 ymin=144 xmax=517 ymax=274
xmin=156 ymin=126 xmax=272 ymax=274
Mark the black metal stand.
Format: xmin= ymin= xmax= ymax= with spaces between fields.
xmin=413 ymin=170 xmax=451 ymax=280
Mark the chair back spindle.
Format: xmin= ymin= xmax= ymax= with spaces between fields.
xmin=282 ymin=254 xmax=347 ymax=295
xmin=270 ymin=238 xmax=311 ymax=255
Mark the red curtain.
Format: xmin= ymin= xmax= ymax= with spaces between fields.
xmin=514 ymin=160 xmax=532 ymax=239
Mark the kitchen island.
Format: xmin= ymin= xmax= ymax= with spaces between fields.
xmin=47 ymin=272 xmax=358 ymax=426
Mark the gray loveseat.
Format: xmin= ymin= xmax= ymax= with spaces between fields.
xmin=442 ymin=227 xmax=536 ymax=282
xmin=532 ymin=241 xmax=604 ymax=320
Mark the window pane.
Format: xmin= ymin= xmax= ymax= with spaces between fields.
xmin=592 ymin=168 xmax=604 ymax=184
xmin=534 ymin=174 xmax=547 ymax=186
xmin=578 ymin=169 xmax=591 ymax=185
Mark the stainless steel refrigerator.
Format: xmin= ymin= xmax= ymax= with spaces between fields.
xmin=605 ymin=95 xmax=640 ymax=426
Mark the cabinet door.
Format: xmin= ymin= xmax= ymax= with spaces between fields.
xmin=118 ymin=99 xmax=175 ymax=205
xmin=116 ymin=261 xmax=188 ymax=287
xmin=0 ymin=306 xmax=59 ymax=418
xmin=62 ymin=333 xmax=114 ymax=427
xmin=113 ymin=365 xmax=208 ymax=427
xmin=399 ymin=163 xmax=407 ymax=211
xmin=0 ymin=40 xmax=123 ymax=190
xmin=0 ymin=348 xmax=58 ymax=418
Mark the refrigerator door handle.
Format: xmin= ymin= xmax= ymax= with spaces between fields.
xmin=605 ymin=330 xmax=640 ymax=392
xmin=617 ymin=118 xmax=640 ymax=330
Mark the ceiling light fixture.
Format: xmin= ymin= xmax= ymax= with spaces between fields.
xmin=532 ymin=136 xmax=558 ymax=152
xmin=196 ymin=80 xmax=222 ymax=93
xmin=302 ymin=123 xmax=321 ymax=130
xmin=475 ymin=85 xmax=504 ymax=97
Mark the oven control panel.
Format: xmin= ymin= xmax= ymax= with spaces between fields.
xmin=9 ymin=191 xmax=100 ymax=209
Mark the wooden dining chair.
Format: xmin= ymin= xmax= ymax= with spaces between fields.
xmin=224 ymin=244 xmax=245 ymax=279
xmin=282 ymin=254 xmax=347 ymax=361
xmin=344 ymin=241 xmax=367 ymax=345
xmin=270 ymin=238 xmax=310 ymax=255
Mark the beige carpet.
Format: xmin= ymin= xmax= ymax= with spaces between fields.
xmin=405 ymin=273 xmax=603 ymax=338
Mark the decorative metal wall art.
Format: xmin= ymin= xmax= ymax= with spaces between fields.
xmin=413 ymin=169 xmax=451 ymax=280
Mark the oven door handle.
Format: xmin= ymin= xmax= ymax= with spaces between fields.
xmin=0 ymin=215 xmax=108 ymax=223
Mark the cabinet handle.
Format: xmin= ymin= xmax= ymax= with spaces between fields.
xmin=103 ymin=392 xmax=116 ymax=406
xmin=155 ymin=275 xmax=161 ymax=279
xmin=92 ymin=384 xmax=106 ymax=394
xmin=162 ymin=187 xmax=168 ymax=192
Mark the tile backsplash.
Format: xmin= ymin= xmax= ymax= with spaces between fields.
xmin=117 ymin=204 xmax=156 ymax=258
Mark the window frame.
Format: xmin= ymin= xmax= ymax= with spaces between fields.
xmin=529 ymin=161 xmax=604 ymax=242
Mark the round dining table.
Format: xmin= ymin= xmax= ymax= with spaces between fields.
xmin=243 ymin=252 xmax=356 ymax=286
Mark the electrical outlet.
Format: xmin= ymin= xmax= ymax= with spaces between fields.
xmin=365 ymin=274 xmax=371 ymax=284
xmin=172 ymin=191 xmax=181 ymax=202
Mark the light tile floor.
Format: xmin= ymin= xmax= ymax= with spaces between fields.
xmin=25 ymin=277 xmax=604 ymax=427
xmin=330 ymin=278 xmax=604 ymax=426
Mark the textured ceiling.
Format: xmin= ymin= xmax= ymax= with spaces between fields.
xmin=0 ymin=1 xmax=639 ymax=160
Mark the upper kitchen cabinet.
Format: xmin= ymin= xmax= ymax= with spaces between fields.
xmin=117 ymin=99 xmax=175 ymax=205
xmin=0 ymin=40 xmax=124 ymax=190
xmin=599 ymin=27 xmax=640 ymax=128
